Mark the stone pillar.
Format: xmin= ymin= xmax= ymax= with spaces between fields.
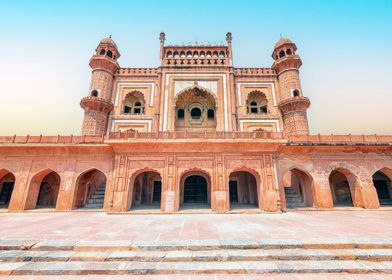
xmin=212 ymin=154 xmax=228 ymax=213
xmin=260 ymin=155 xmax=279 ymax=212
xmin=359 ymin=176 xmax=380 ymax=209
xmin=162 ymin=156 xmax=176 ymax=213
xmin=312 ymin=173 xmax=334 ymax=208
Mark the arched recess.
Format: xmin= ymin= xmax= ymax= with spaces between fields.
xmin=282 ymin=168 xmax=314 ymax=209
xmin=128 ymin=169 xmax=162 ymax=210
xmin=179 ymin=169 xmax=212 ymax=209
xmin=123 ymin=91 xmax=145 ymax=114
xmin=246 ymin=91 xmax=268 ymax=114
xmin=228 ymin=168 xmax=259 ymax=210
xmin=329 ymin=168 xmax=362 ymax=207
xmin=25 ymin=169 xmax=61 ymax=210
xmin=73 ymin=168 xmax=106 ymax=209
xmin=372 ymin=168 xmax=392 ymax=206
xmin=174 ymin=85 xmax=217 ymax=132
xmin=0 ymin=169 xmax=16 ymax=208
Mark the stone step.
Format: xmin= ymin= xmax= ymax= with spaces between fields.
xmin=1 ymin=249 xmax=392 ymax=262
xmin=3 ymin=239 xmax=392 ymax=252
xmin=2 ymin=260 xmax=392 ymax=275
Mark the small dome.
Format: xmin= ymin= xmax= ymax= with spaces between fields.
xmin=274 ymin=37 xmax=293 ymax=49
xmin=99 ymin=36 xmax=118 ymax=49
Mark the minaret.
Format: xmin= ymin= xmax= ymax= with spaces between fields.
xmin=80 ymin=36 xmax=120 ymax=136
xmin=272 ymin=38 xmax=310 ymax=135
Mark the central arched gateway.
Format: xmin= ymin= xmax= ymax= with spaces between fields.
xmin=180 ymin=171 xmax=211 ymax=209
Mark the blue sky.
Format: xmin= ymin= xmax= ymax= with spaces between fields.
xmin=0 ymin=0 xmax=391 ymax=134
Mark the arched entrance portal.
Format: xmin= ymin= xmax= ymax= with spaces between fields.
xmin=329 ymin=169 xmax=354 ymax=207
xmin=373 ymin=169 xmax=392 ymax=206
xmin=180 ymin=173 xmax=210 ymax=210
xmin=0 ymin=170 xmax=15 ymax=208
xmin=74 ymin=169 xmax=106 ymax=209
xmin=26 ymin=170 xmax=60 ymax=209
xmin=130 ymin=171 xmax=162 ymax=210
xmin=282 ymin=169 xmax=313 ymax=209
xmin=228 ymin=171 xmax=258 ymax=210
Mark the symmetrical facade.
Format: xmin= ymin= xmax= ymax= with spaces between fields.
xmin=0 ymin=33 xmax=391 ymax=213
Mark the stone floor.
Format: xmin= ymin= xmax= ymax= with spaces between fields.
xmin=0 ymin=210 xmax=392 ymax=279
xmin=0 ymin=210 xmax=391 ymax=241
xmin=2 ymin=273 xmax=392 ymax=279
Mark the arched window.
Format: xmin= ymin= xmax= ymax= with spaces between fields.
xmin=180 ymin=51 xmax=185 ymax=58
xmin=249 ymin=101 xmax=258 ymax=113
xmin=286 ymin=49 xmax=292 ymax=55
xmin=213 ymin=51 xmax=218 ymax=58
xmin=279 ymin=50 xmax=285 ymax=58
xmin=200 ymin=51 xmax=205 ymax=58
xmin=193 ymin=51 xmax=199 ymax=58
xmin=99 ymin=49 xmax=105 ymax=55
xmin=134 ymin=101 xmax=143 ymax=114
xmin=174 ymin=51 xmax=179 ymax=58
xmin=167 ymin=51 xmax=173 ymax=58
xmin=219 ymin=51 xmax=225 ymax=58
xmin=177 ymin=109 xmax=184 ymax=119
xmin=107 ymin=50 xmax=113 ymax=58
xmin=293 ymin=89 xmax=300 ymax=97
xmin=186 ymin=51 xmax=192 ymax=58
xmin=207 ymin=109 xmax=215 ymax=119
xmin=190 ymin=107 xmax=202 ymax=119
xmin=260 ymin=105 xmax=268 ymax=114
xmin=123 ymin=91 xmax=145 ymax=114
xmin=91 ymin=90 xmax=98 ymax=97
xmin=206 ymin=51 xmax=212 ymax=58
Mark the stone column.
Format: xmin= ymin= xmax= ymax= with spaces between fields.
xmin=212 ymin=154 xmax=228 ymax=213
xmin=311 ymin=172 xmax=334 ymax=208
xmin=358 ymin=176 xmax=380 ymax=209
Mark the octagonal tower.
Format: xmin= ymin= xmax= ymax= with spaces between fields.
xmin=272 ymin=38 xmax=310 ymax=135
xmin=80 ymin=37 xmax=120 ymax=136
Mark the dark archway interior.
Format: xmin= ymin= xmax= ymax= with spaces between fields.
xmin=329 ymin=170 xmax=353 ymax=207
xmin=282 ymin=169 xmax=313 ymax=209
xmin=131 ymin=171 xmax=162 ymax=210
xmin=36 ymin=172 xmax=60 ymax=208
xmin=373 ymin=171 xmax=392 ymax=206
xmin=75 ymin=169 xmax=106 ymax=209
xmin=0 ymin=171 xmax=15 ymax=207
xmin=183 ymin=175 xmax=207 ymax=203
xmin=229 ymin=171 xmax=258 ymax=210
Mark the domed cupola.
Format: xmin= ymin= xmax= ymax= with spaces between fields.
xmin=95 ymin=36 xmax=121 ymax=60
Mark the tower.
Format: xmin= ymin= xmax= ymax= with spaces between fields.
xmin=272 ymin=38 xmax=310 ymax=135
xmin=80 ymin=37 xmax=120 ymax=136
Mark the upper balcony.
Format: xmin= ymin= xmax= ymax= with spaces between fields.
xmin=161 ymin=45 xmax=230 ymax=67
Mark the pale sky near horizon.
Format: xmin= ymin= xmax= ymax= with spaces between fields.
xmin=0 ymin=0 xmax=391 ymax=135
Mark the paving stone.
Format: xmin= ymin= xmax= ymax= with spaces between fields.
xmin=155 ymin=262 xmax=202 ymax=274
xmin=32 ymin=240 xmax=78 ymax=251
xmin=69 ymin=251 xmax=109 ymax=261
xmin=0 ymin=250 xmax=26 ymax=262
xmin=165 ymin=251 xmax=193 ymax=261
xmin=106 ymin=251 xmax=138 ymax=261
xmin=74 ymin=241 xmax=132 ymax=251
xmin=200 ymin=262 xmax=245 ymax=274
xmin=131 ymin=241 xmax=188 ymax=251
xmin=186 ymin=240 xmax=221 ymax=251
xmin=122 ymin=262 xmax=157 ymax=274
xmin=0 ymin=240 xmax=39 ymax=250
xmin=257 ymin=239 xmax=302 ymax=249
xmin=135 ymin=251 xmax=166 ymax=261
xmin=220 ymin=239 xmax=259 ymax=249
xmin=33 ymin=251 xmax=74 ymax=262
xmin=0 ymin=262 xmax=27 ymax=275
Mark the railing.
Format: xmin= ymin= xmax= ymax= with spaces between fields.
xmin=116 ymin=68 xmax=158 ymax=75
xmin=107 ymin=131 xmax=284 ymax=140
xmin=234 ymin=68 xmax=276 ymax=76
xmin=0 ymin=135 xmax=104 ymax=144
xmin=288 ymin=134 xmax=392 ymax=145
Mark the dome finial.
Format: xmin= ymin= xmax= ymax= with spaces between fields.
xmin=109 ymin=35 xmax=112 ymax=39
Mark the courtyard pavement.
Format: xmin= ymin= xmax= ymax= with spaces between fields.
xmin=0 ymin=210 xmax=391 ymax=241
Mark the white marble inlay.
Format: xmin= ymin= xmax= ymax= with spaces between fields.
xmin=111 ymin=119 xmax=152 ymax=132
xmin=239 ymin=119 xmax=281 ymax=132
xmin=114 ymin=82 xmax=155 ymax=107
xmin=237 ymin=82 xmax=277 ymax=107
xmin=174 ymin=80 xmax=218 ymax=96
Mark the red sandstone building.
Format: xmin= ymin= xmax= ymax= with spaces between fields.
xmin=0 ymin=33 xmax=391 ymax=213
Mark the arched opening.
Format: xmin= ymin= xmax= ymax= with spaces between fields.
xmin=130 ymin=171 xmax=162 ymax=210
xmin=123 ymin=91 xmax=145 ymax=114
xmin=0 ymin=169 xmax=15 ymax=208
xmin=279 ymin=50 xmax=285 ymax=58
xmin=174 ymin=86 xmax=216 ymax=131
xmin=26 ymin=170 xmax=60 ymax=209
xmin=106 ymin=50 xmax=113 ymax=58
xmin=91 ymin=90 xmax=98 ymax=97
xmin=286 ymin=49 xmax=292 ymax=55
xmin=180 ymin=172 xmax=211 ymax=210
xmin=293 ymin=89 xmax=300 ymax=97
xmin=228 ymin=171 xmax=258 ymax=210
xmin=166 ymin=51 xmax=173 ymax=58
xmin=282 ymin=169 xmax=314 ymax=209
xmin=74 ymin=169 xmax=106 ymax=209
xmin=246 ymin=91 xmax=268 ymax=114
xmin=329 ymin=169 xmax=355 ymax=207
xmin=99 ymin=49 xmax=106 ymax=55
xmin=373 ymin=169 xmax=392 ymax=206
xmin=190 ymin=107 xmax=202 ymax=119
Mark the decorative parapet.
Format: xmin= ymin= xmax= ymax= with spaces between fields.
xmin=107 ymin=130 xmax=284 ymax=140
xmin=0 ymin=135 xmax=104 ymax=144
xmin=287 ymin=134 xmax=392 ymax=146
xmin=234 ymin=68 xmax=276 ymax=76
xmin=162 ymin=46 xmax=230 ymax=66
xmin=116 ymin=68 xmax=158 ymax=76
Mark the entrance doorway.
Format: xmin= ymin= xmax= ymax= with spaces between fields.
xmin=180 ymin=173 xmax=210 ymax=210
xmin=229 ymin=180 xmax=238 ymax=203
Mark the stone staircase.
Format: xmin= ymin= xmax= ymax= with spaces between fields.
xmin=284 ymin=187 xmax=307 ymax=208
xmin=0 ymin=238 xmax=392 ymax=275
xmin=84 ymin=180 xmax=106 ymax=209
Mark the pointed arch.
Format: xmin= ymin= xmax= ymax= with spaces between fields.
xmin=25 ymin=168 xmax=61 ymax=210
xmin=73 ymin=168 xmax=107 ymax=209
xmin=179 ymin=167 xmax=212 ymax=208
xmin=0 ymin=169 xmax=16 ymax=208
xmin=281 ymin=167 xmax=314 ymax=208
xmin=372 ymin=167 xmax=392 ymax=206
